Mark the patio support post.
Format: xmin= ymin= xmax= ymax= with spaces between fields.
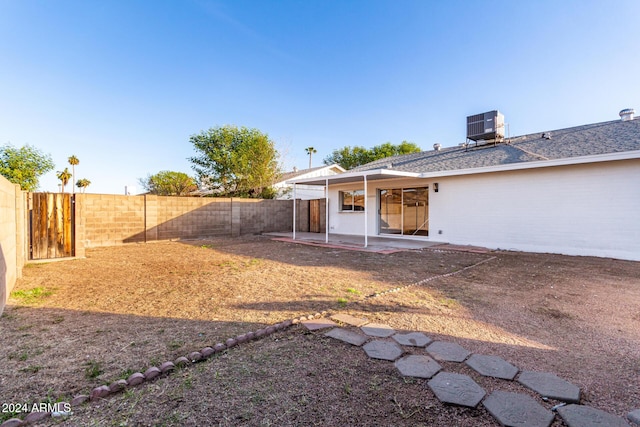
xmin=364 ymin=175 xmax=368 ymax=248
xmin=292 ymin=183 xmax=296 ymax=240
xmin=325 ymin=178 xmax=329 ymax=243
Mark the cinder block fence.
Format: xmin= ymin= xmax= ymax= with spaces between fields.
xmin=74 ymin=194 xmax=314 ymax=254
xmin=0 ymin=176 xmax=26 ymax=314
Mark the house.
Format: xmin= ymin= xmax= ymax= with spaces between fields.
xmin=274 ymin=164 xmax=345 ymax=200
xmin=289 ymin=109 xmax=640 ymax=261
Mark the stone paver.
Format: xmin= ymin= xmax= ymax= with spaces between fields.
xmin=363 ymin=340 xmax=404 ymax=361
xmin=324 ymin=328 xmax=368 ymax=346
xmin=426 ymin=341 xmax=471 ymax=362
xmin=466 ymin=354 xmax=519 ymax=380
xmin=483 ymin=391 xmax=554 ymax=427
xmin=557 ymin=404 xmax=630 ymax=427
xmin=518 ymin=371 xmax=580 ymax=403
xmin=330 ymin=313 xmax=369 ymax=327
xmin=314 ymin=321 xmax=624 ymax=426
xmin=629 ymin=409 xmax=640 ymax=425
xmin=361 ymin=323 xmax=396 ymax=338
xmin=301 ymin=318 xmax=338 ymax=331
xmin=427 ymin=372 xmax=486 ymax=408
xmin=394 ymin=355 xmax=441 ymax=379
xmin=392 ymin=331 xmax=432 ymax=347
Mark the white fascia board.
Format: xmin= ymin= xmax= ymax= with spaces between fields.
xmin=285 ymin=176 xmax=325 ymax=185
xmin=287 ymin=169 xmax=420 ymax=185
xmin=418 ymin=150 xmax=640 ymax=179
xmin=370 ymin=169 xmax=422 ymax=178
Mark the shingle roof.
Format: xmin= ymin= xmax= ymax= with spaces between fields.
xmin=351 ymin=118 xmax=640 ymax=174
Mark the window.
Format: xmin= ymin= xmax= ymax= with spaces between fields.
xmin=340 ymin=190 xmax=365 ymax=211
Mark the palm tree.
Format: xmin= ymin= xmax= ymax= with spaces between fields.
xmin=305 ymin=146 xmax=317 ymax=169
xmin=57 ymin=168 xmax=72 ymax=193
xmin=68 ymin=155 xmax=79 ymax=194
xmin=76 ymin=178 xmax=91 ymax=193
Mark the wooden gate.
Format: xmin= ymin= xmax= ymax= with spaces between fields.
xmin=29 ymin=193 xmax=75 ymax=260
xmin=309 ymin=199 xmax=323 ymax=233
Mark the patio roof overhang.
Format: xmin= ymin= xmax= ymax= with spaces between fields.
xmin=286 ymin=168 xmax=421 ymax=186
xmin=288 ymin=168 xmax=421 ymax=248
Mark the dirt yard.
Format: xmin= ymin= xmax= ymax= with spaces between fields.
xmin=1 ymin=236 xmax=638 ymax=426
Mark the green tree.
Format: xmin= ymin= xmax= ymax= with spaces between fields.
xmin=304 ymin=146 xmax=317 ymax=169
xmin=138 ymin=171 xmax=198 ymax=196
xmin=68 ymin=155 xmax=79 ymax=194
xmin=371 ymin=141 xmax=421 ymax=159
xmin=57 ymin=168 xmax=72 ymax=193
xmin=76 ymin=178 xmax=91 ymax=193
xmin=189 ymin=125 xmax=281 ymax=198
xmin=0 ymin=144 xmax=54 ymax=191
xmin=322 ymin=146 xmax=372 ymax=170
xmin=323 ymin=141 xmax=421 ymax=170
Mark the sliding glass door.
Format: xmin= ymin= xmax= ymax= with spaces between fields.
xmin=379 ymin=189 xmax=402 ymax=234
xmin=402 ymin=188 xmax=429 ymax=236
xmin=379 ymin=187 xmax=429 ymax=236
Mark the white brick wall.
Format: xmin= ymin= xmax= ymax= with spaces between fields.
xmin=327 ymin=159 xmax=640 ymax=261
xmin=433 ymin=159 xmax=640 ymax=260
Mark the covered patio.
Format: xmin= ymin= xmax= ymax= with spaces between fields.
xmin=288 ymin=168 xmax=431 ymax=249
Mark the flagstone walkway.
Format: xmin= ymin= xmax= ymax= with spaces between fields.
xmin=302 ymin=314 xmax=635 ymax=427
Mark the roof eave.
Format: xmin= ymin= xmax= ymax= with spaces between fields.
xmin=418 ymin=150 xmax=640 ymax=179
xmin=288 ymin=150 xmax=640 ymax=185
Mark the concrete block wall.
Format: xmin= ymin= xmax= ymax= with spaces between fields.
xmin=0 ymin=176 xmax=26 ymax=315
xmin=76 ymin=194 xmax=303 ymax=248
xmin=154 ymin=196 xmax=232 ymax=240
xmin=77 ymin=194 xmax=146 ymax=248
xmin=236 ymin=198 xmax=295 ymax=235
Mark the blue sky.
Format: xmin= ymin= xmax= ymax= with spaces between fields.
xmin=1 ymin=0 xmax=639 ymax=194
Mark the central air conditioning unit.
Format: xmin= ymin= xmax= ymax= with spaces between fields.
xmin=466 ymin=110 xmax=505 ymax=142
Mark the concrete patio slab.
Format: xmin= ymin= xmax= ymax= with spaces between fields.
xmin=557 ymin=404 xmax=630 ymax=427
xmin=428 ymin=372 xmax=486 ymax=408
xmin=324 ymin=328 xmax=368 ymax=346
xmin=267 ymin=232 xmax=443 ymax=254
xmin=518 ymin=371 xmax=580 ymax=403
xmin=466 ymin=354 xmax=519 ymax=380
xmin=392 ymin=331 xmax=432 ymax=347
xmin=361 ymin=323 xmax=396 ymax=338
xmin=363 ymin=340 xmax=404 ymax=361
xmin=483 ymin=391 xmax=554 ymax=427
xmin=330 ymin=313 xmax=369 ymax=327
xmin=301 ymin=318 xmax=338 ymax=331
xmin=394 ymin=355 xmax=441 ymax=379
xmin=426 ymin=341 xmax=471 ymax=362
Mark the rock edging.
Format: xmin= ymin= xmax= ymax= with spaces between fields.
xmin=0 ymin=312 xmax=331 ymax=427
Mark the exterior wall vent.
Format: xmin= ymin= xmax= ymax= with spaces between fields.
xmin=466 ymin=110 xmax=505 ymax=141
xmin=620 ymin=108 xmax=635 ymax=121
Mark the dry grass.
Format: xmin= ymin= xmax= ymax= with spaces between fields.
xmin=1 ymin=235 xmax=638 ymax=426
